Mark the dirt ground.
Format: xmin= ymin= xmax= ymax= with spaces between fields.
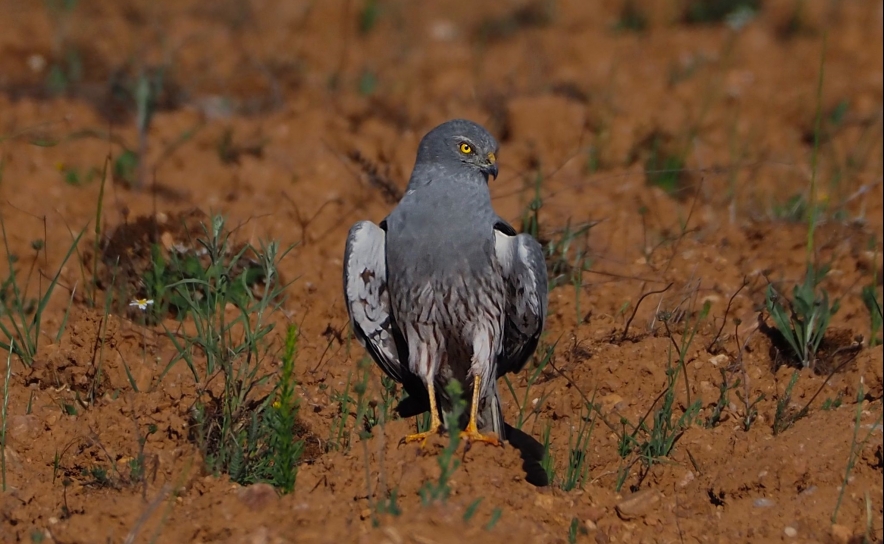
xmin=1 ymin=1 xmax=882 ymax=543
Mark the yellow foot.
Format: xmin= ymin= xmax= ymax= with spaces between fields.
xmin=401 ymin=429 xmax=439 ymax=448
xmin=401 ymin=379 xmax=442 ymax=448
xmin=459 ymin=374 xmax=503 ymax=447
xmin=458 ymin=428 xmax=502 ymax=447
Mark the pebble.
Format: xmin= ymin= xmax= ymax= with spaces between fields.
xmin=753 ymin=498 xmax=776 ymax=508
xmin=677 ymin=470 xmax=695 ymax=488
xmin=798 ymin=485 xmax=817 ymax=498
xmin=709 ymin=354 xmax=729 ymax=367
xmin=27 ymin=54 xmax=46 ymax=73
xmin=784 ymin=526 xmax=797 ymax=538
xmin=9 ymin=414 xmax=40 ymax=440
xmin=534 ymin=494 xmax=555 ymax=510
xmin=585 ymin=506 xmax=605 ymax=522
xmin=600 ymin=393 xmax=625 ymax=414
xmin=615 ymin=489 xmax=662 ymax=520
xmin=831 ymin=524 xmax=852 ymax=544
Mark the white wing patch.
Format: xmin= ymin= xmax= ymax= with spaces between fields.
xmin=494 ymin=228 xmax=549 ymax=375
xmin=343 ymin=220 xmax=406 ymax=382
xmin=494 ymin=229 xmax=515 ymax=273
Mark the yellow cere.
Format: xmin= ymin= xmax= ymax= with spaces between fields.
xmin=487 ymin=152 xmax=496 ymax=164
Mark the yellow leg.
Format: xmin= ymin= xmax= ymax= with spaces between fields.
xmin=403 ymin=380 xmax=442 ymax=447
xmin=459 ymin=375 xmax=502 ymax=446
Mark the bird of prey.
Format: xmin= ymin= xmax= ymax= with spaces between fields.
xmin=343 ymin=119 xmax=548 ymax=447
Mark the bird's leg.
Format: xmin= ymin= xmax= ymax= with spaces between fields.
xmin=403 ymin=380 xmax=442 ymax=447
xmin=459 ymin=374 xmax=502 ymax=446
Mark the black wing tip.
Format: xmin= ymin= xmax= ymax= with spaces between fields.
xmin=494 ymin=219 xmax=518 ymax=236
xmin=394 ymin=393 xmax=427 ymax=418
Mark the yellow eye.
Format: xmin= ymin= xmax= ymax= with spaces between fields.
xmin=459 ymin=142 xmax=473 ymax=154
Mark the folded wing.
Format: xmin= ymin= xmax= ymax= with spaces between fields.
xmin=494 ymin=221 xmax=549 ymax=376
xmin=343 ymin=220 xmax=409 ymax=383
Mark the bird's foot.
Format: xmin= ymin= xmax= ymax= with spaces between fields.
xmin=458 ymin=374 xmax=502 ymax=447
xmin=400 ymin=429 xmax=440 ymax=449
xmin=459 ymin=427 xmax=502 ymax=447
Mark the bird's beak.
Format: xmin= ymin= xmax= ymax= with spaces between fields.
xmin=483 ymin=152 xmax=498 ymax=180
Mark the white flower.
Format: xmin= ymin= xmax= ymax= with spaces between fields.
xmin=129 ymin=298 xmax=155 ymax=311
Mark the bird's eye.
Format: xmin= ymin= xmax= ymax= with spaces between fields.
xmin=459 ymin=142 xmax=473 ymax=154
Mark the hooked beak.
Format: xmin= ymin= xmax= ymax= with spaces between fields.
xmin=482 ymin=152 xmax=498 ymax=180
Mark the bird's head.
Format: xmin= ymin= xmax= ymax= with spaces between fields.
xmin=415 ymin=119 xmax=499 ymax=181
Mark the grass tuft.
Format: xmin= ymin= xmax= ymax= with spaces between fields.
xmin=560 ymin=395 xmax=597 ymax=491
xmin=832 ymin=381 xmax=883 ymax=523
xmin=503 ymin=340 xmax=555 ymax=430
xmin=156 ymin=214 xmax=303 ymax=488
xmin=615 ymin=306 xmax=706 ymax=490
xmin=765 ymin=264 xmax=838 ymax=369
xmin=0 ymin=214 xmax=85 ymax=366
xmin=266 ymin=325 xmax=304 ymax=493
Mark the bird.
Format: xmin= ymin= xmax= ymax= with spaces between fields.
xmin=343 ymin=119 xmax=548 ymax=448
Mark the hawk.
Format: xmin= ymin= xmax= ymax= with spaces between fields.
xmin=343 ymin=119 xmax=548 ymax=447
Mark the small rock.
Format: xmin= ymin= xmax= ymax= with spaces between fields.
xmin=753 ymin=498 xmax=776 ymax=508
xmin=600 ymin=394 xmax=625 ymax=414
xmin=534 ymin=494 xmax=555 ymax=510
xmin=615 ymin=489 xmax=662 ymax=520
xmin=709 ymin=354 xmax=729 ymax=367
xmin=236 ymin=483 xmax=278 ymax=511
xmin=0 ymin=447 xmax=21 ymax=469
xmin=135 ymin=364 xmax=154 ymax=392
xmin=160 ymin=231 xmax=177 ymax=251
xmin=677 ymin=471 xmax=695 ymax=488
xmin=830 ymin=524 xmax=852 ymax=544
xmin=27 ymin=54 xmax=46 ymax=73
xmin=784 ymin=526 xmax=797 ymax=538
xmin=9 ymin=415 xmax=40 ymax=441
xmin=585 ymin=506 xmax=605 ymax=522
xmin=798 ymin=486 xmax=817 ymax=498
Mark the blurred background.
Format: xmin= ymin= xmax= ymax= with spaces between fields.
xmin=1 ymin=0 xmax=880 ymax=311
xmin=1 ymin=1 xmax=881 ymax=211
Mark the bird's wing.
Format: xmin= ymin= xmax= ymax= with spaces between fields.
xmin=494 ymin=220 xmax=548 ymax=376
xmin=343 ymin=220 xmax=409 ymax=384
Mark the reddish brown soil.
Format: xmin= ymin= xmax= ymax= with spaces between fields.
xmin=1 ymin=1 xmax=883 ymax=543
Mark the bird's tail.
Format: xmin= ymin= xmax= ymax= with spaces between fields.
xmin=477 ymin=382 xmax=506 ymax=441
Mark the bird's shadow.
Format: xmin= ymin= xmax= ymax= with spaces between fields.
xmin=503 ymin=422 xmax=550 ymax=487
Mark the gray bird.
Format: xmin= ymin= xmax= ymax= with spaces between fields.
xmin=343 ymin=119 xmax=548 ymax=447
